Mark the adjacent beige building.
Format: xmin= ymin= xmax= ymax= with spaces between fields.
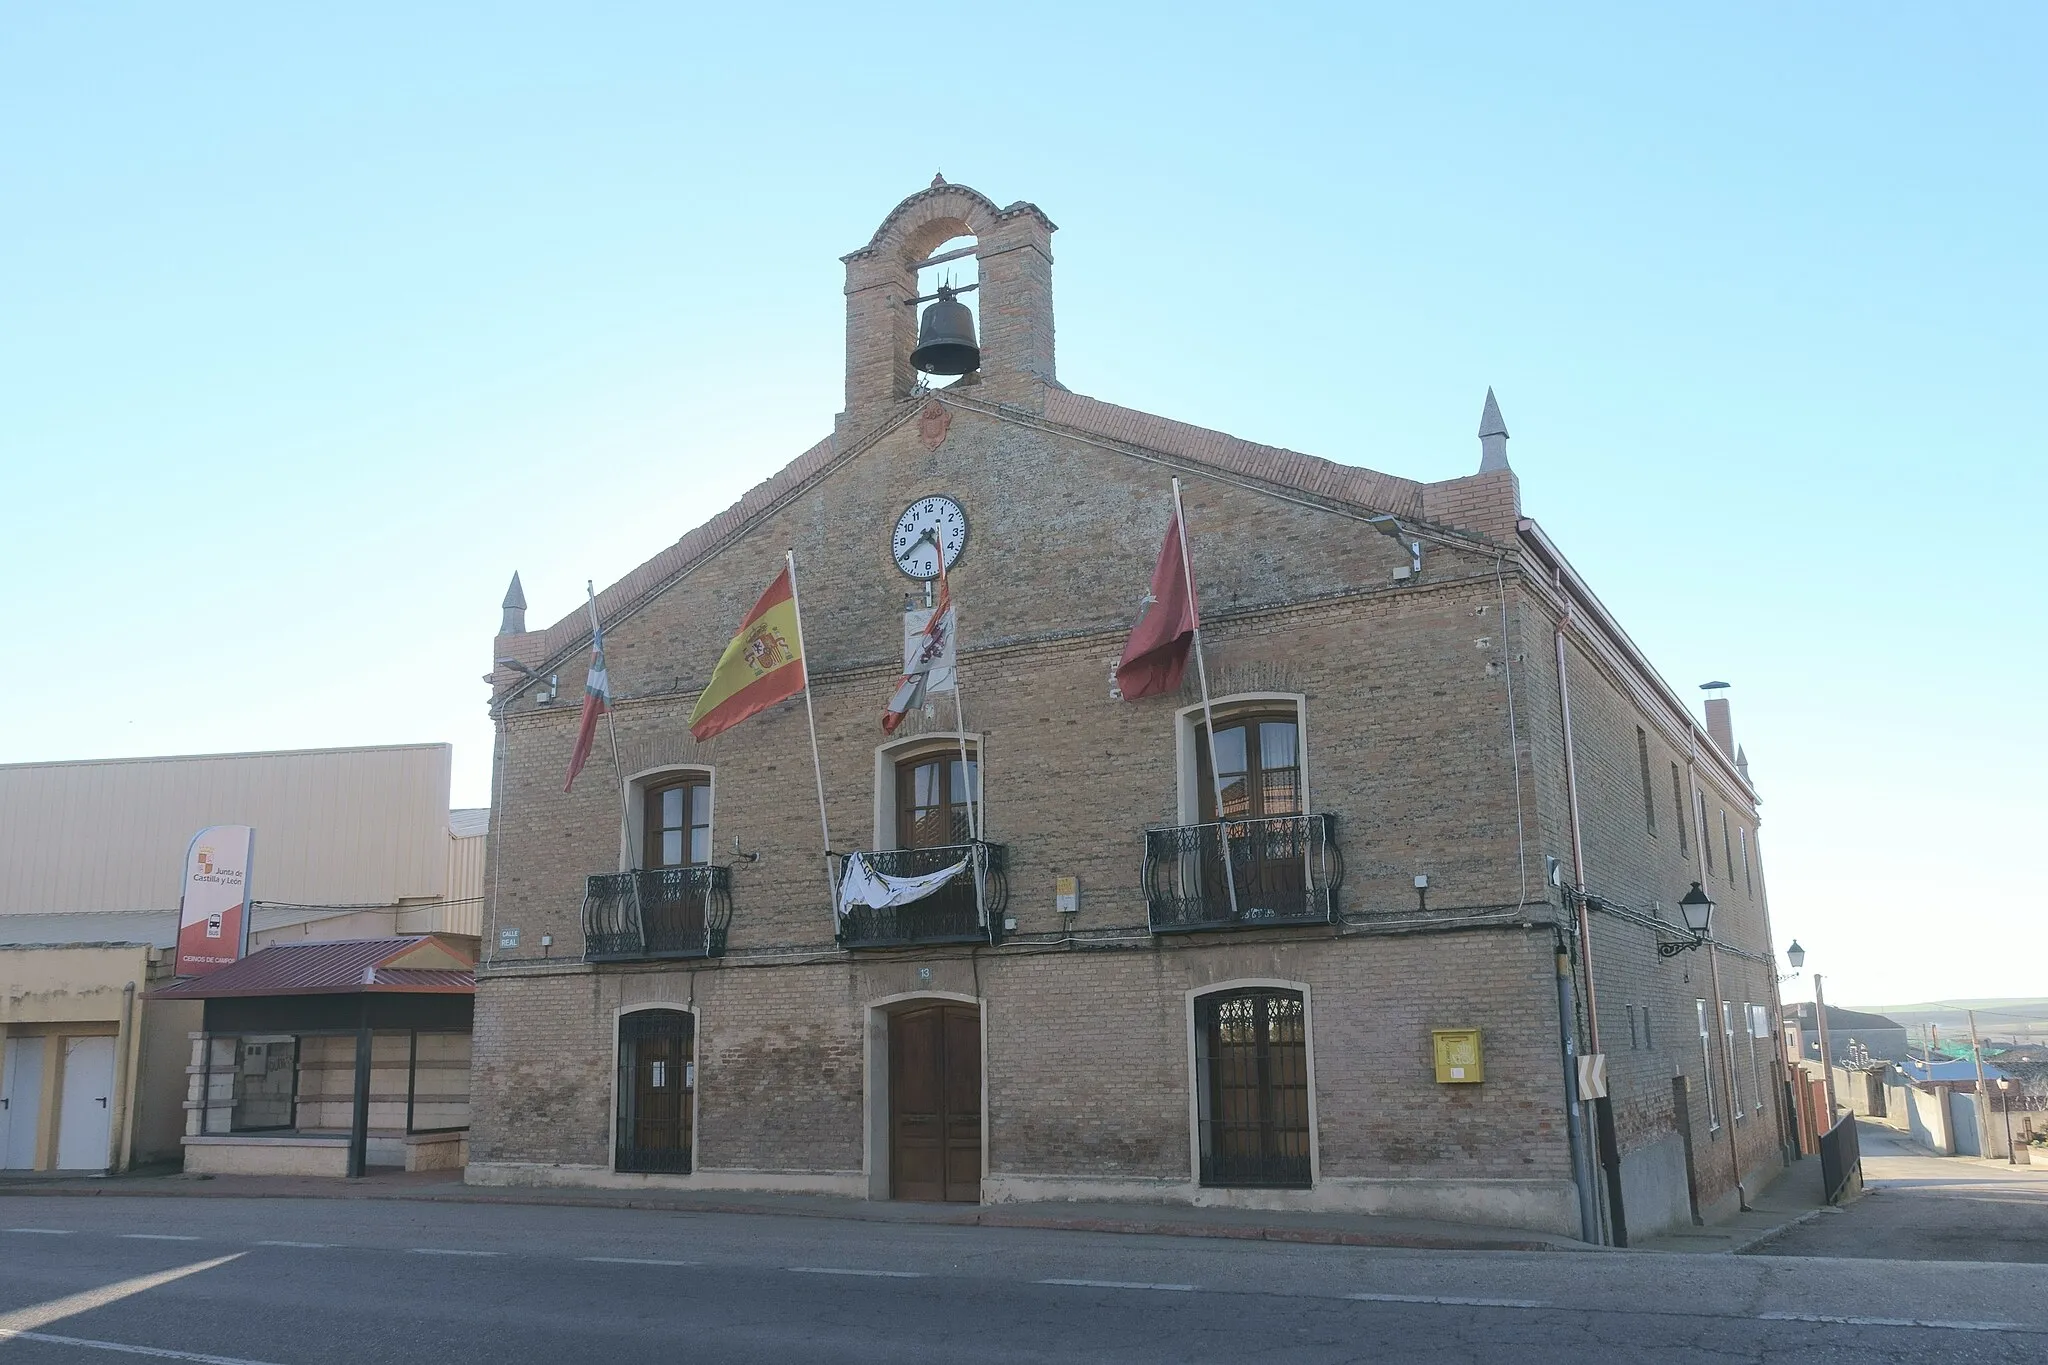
xmin=0 ymin=743 xmax=484 ymax=1172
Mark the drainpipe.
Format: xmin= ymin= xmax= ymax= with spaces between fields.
xmin=1689 ymin=738 xmax=1749 ymax=1210
xmin=108 ymin=981 xmax=136 ymax=1173
xmin=1552 ymin=601 xmax=1620 ymax=1241
xmin=1554 ymin=935 xmax=1600 ymax=1244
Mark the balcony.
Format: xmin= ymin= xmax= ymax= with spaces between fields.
xmin=583 ymin=867 xmax=733 ymax=962
xmin=1144 ymin=813 xmax=1342 ymax=934
xmin=837 ymin=842 xmax=1009 ymax=949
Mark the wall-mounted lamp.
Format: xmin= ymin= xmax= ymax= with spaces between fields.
xmin=496 ymin=658 xmax=559 ymax=705
xmin=1366 ymin=515 xmax=1423 ymax=580
xmin=1658 ymin=881 xmax=1716 ymax=958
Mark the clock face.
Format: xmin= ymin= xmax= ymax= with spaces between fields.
xmin=892 ymin=496 xmax=968 ymax=579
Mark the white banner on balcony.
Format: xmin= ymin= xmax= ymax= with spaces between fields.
xmin=836 ymin=850 xmax=971 ymax=917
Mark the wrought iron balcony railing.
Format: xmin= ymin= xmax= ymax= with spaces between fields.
xmin=837 ymin=842 xmax=1009 ymax=949
xmin=583 ymin=867 xmax=733 ymax=962
xmin=1143 ymin=813 xmax=1342 ymax=934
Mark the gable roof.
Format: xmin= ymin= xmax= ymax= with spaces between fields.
xmin=151 ymin=935 xmax=475 ymax=999
xmin=497 ymin=389 xmax=1437 ymax=701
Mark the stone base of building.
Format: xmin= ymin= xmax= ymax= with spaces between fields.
xmin=464 ymin=1159 xmax=1575 ymax=1236
xmin=984 ymin=1173 xmax=1579 ymax=1237
xmin=465 ymin=1160 xmax=866 ymax=1197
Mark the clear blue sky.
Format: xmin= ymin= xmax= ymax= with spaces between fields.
xmin=3 ymin=5 xmax=2040 ymax=1007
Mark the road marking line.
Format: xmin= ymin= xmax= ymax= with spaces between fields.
xmin=255 ymin=1241 xmax=331 ymax=1248
xmin=407 ymin=1248 xmax=502 ymax=1257
xmin=788 ymin=1266 xmax=926 ymax=1278
xmin=1757 ymin=1312 xmax=2024 ymax=1332
xmin=1039 ymin=1278 xmax=1197 ymax=1292
xmin=0 ymin=1254 xmax=244 ymax=1338
xmin=121 ymin=1235 xmax=202 ymax=1242
xmin=579 ymin=1256 xmax=699 ymax=1267
xmin=5 ymin=1228 xmax=75 ymax=1235
xmin=0 ymin=1329 xmax=282 ymax=1364
xmin=1348 ymin=1293 xmax=1547 ymax=1309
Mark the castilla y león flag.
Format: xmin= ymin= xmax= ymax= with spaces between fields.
xmin=1115 ymin=511 xmax=1200 ymax=700
xmin=563 ymin=607 xmax=612 ymax=792
xmin=689 ymin=565 xmax=807 ymax=741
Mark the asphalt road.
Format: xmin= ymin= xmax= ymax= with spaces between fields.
xmin=1759 ymin=1121 xmax=2048 ymax=1264
xmin=2 ymin=1196 xmax=2045 ymax=1363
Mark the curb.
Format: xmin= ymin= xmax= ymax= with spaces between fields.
xmin=1725 ymin=1206 xmax=1833 ymax=1256
xmin=0 ymin=1179 xmax=1564 ymax=1254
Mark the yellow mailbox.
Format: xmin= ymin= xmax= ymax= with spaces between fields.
xmin=1432 ymin=1028 xmax=1483 ymax=1084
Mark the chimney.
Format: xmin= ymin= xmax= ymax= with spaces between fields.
xmin=499 ymin=572 xmax=527 ymax=636
xmin=1477 ymin=387 xmax=1510 ymax=473
xmin=1700 ymin=682 xmax=1735 ymax=759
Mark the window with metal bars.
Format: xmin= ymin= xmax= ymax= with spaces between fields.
xmin=616 ymin=1009 xmax=694 ymax=1174
xmin=1194 ymin=988 xmax=1311 ymax=1188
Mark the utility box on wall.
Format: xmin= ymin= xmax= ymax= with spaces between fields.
xmin=1432 ymin=1028 xmax=1483 ymax=1083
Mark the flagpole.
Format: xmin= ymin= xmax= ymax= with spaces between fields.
xmin=586 ymin=583 xmax=632 ymax=869
xmin=1173 ymin=478 xmax=1240 ymax=920
xmin=784 ymin=549 xmax=838 ymax=913
xmin=933 ymin=543 xmax=988 ymax=932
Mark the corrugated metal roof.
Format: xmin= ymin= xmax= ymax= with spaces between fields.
xmin=152 ymin=936 xmax=474 ymax=998
xmin=1901 ymin=1057 xmax=2007 ymax=1085
xmin=448 ymin=808 xmax=490 ymax=838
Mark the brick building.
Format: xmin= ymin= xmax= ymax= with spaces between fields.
xmin=470 ymin=180 xmax=1789 ymax=1242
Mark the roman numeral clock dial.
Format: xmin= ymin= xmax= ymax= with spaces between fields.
xmin=891 ymin=496 xmax=969 ymax=579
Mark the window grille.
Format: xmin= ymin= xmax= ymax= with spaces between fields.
xmin=617 ymin=1010 xmax=694 ymax=1174
xmin=1195 ymin=989 xmax=1311 ymax=1188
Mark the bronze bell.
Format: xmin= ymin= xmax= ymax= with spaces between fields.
xmin=910 ymin=286 xmax=980 ymax=376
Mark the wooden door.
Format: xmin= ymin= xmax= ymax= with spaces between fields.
xmin=889 ymin=1004 xmax=982 ymax=1202
xmin=1196 ymin=714 xmax=1307 ymax=912
xmin=616 ymin=1010 xmax=693 ymax=1174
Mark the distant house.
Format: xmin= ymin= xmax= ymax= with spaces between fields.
xmin=1784 ymin=1003 xmax=1910 ymax=1066
xmin=1898 ymin=1056 xmax=2007 ymax=1093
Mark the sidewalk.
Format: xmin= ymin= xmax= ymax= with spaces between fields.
xmin=0 ymin=1166 xmax=1592 ymax=1253
xmin=1633 ymin=1155 xmax=1832 ymax=1254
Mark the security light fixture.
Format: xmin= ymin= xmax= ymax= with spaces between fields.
xmin=1658 ymin=881 xmax=1716 ymax=957
xmin=1366 ymin=515 xmax=1423 ymax=578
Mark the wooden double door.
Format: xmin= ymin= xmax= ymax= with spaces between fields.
xmin=888 ymin=1004 xmax=981 ymax=1202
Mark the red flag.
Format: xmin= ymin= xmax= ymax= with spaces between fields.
xmin=1115 ymin=511 xmax=1199 ymax=700
xmin=563 ymin=614 xmax=612 ymax=792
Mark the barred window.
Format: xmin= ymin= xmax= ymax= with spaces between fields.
xmin=1194 ymin=988 xmax=1311 ymax=1188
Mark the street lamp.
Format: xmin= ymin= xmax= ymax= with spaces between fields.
xmin=1786 ymin=941 xmax=1805 ymax=969
xmin=1998 ymin=1077 xmax=2015 ymax=1164
xmin=1659 ymin=882 xmax=1716 ymax=957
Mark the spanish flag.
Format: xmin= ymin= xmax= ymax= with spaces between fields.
xmin=688 ymin=565 xmax=807 ymax=741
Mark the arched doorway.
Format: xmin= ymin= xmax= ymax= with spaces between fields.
xmin=887 ymin=1002 xmax=981 ymax=1202
xmin=616 ymin=1009 xmax=694 ymax=1174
